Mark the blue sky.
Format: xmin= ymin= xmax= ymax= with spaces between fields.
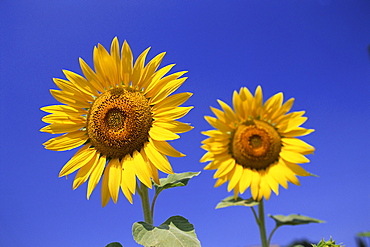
xmin=1 ymin=0 xmax=369 ymax=246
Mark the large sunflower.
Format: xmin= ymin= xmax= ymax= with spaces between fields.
xmin=200 ymin=86 xmax=314 ymax=201
xmin=41 ymin=37 xmax=193 ymax=206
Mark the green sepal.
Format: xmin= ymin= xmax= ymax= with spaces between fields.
xmin=132 ymin=215 xmax=201 ymax=247
xmin=105 ymin=242 xmax=123 ymax=247
xmin=215 ymin=196 xmax=259 ymax=209
xmin=154 ymin=172 xmax=201 ymax=195
xmin=269 ymin=214 xmax=324 ymax=227
xmin=312 ymin=237 xmax=344 ymax=247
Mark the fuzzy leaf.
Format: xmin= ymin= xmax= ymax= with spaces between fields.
xmin=269 ymin=214 xmax=324 ymax=227
xmin=154 ymin=172 xmax=200 ymax=194
xmin=357 ymin=232 xmax=370 ymax=237
xmin=216 ymin=196 xmax=259 ymax=209
xmin=132 ymin=216 xmax=201 ymax=247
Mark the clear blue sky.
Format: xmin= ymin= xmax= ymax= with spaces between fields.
xmin=1 ymin=1 xmax=369 ymax=246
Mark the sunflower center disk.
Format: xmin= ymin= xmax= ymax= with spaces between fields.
xmin=231 ymin=119 xmax=281 ymax=170
xmin=87 ymin=88 xmax=152 ymax=159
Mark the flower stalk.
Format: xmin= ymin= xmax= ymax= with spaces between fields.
xmin=138 ymin=182 xmax=153 ymax=225
xmin=251 ymin=200 xmax=268 ymax=247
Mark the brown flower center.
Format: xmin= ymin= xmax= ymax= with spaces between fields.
xmin=87 ymin=87 xmax=152 ymax=159
xmin=231 ymin=119 xmax=281 ymax=169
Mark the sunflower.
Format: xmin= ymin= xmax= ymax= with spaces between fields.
xmin=41 ymin=37 xmax=193 ymax=206
xmin=200 ymin=86 xmax=314 ymax=201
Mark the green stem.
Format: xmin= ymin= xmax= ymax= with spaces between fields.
xmin=138 ymin=182 xmax=153 ymax=225
xmin=258 ymin=200 xmax=268 ymax=247
xmin=151 ymin=192 xmax=159 ymax=222
xmin=267 ymin=225 xmax=279 ymax=246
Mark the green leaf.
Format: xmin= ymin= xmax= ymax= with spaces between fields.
xmin=269 ymin=214 xmax=325 ymax=227
xmin=105 ymin=242 xmax=123 ymax=247
xmin=215 ymin=196 xmax=259 ymax=209
xmin=132 ymin=216 xmax=201 ymax=247
xmin=154 ymin=172 xmax=201 ymax=195
xmin=357 ymin=231 xmax=370 ymax=237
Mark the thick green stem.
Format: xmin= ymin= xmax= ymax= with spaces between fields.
xmin=258 ymin=200 xmax=268 ymax=247
xmin=138 ymin=182 xmax=153 ymax=225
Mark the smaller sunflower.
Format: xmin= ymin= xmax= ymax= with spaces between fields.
xmin=41 ymin=38 xmax=193 ymax=206
xmin=201 ymin=86 xmax=314 ymax=201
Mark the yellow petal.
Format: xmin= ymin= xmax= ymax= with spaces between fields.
xmin=269 ymin=162 xmax=289 ymax=189
xmin=120 ymin=172 xmax=133 ymax=204
xmin=40 ymin=122 xmax=85 ymax=134
xmin=282 ymin=137 xmax=315 ymax=155
xmin=154 ymin=120 xmax=193 ymax=133
xmin=145 ymin=71 xmax=187 ymax=99
xmin=50 ymin=89 xmax=91 ymax=108
xmin=40 ymin=105 xmax=87 ymax=115
xmin=149 ymin=124 xmax=180 ymax=141
xmin=215 ymin=176 xmax=228 ymax=187
xmin=79 ymin=57 xmax=105 ymax=93
xmin=227 ymin=164 xmax=243 ymax=192
xmin=149 ymin=77 xmax=187 ymax=105
xmin=42 ymin=114 xmax=85 ymax=124
xmin=52 ymin=78 xmax=93 ymax=102
xmin=138 ymin=52 xmax=166 ymax=90
xmin=101 ymin=165 xmax=110 ymax=207
xmin=107 ymin=158 xmax=122 ymax=203
xmin=87 ymin=155 xmax=106 ymax=199
xmin=214 ymin=158 xmax=235 ymax=178
xmin=263 ymin=168 xmax=280 ymax=196
xmin=250 ymin=169 xmax=261 ymax=200
xmin=132 ymin=150 xmax=153 ymax=188
xmin=43 ymin=131 xmax=87 ymax=151
xmin=153 ymin=106 xmax=193 ymax=121
xmin=204 ymin=116 xmax=232 ymax=132
xmin=271 ymin=98 xmax=294 ymax=122
xmin=144 ymin=141 xmax=173 ymax=174
xmin=232 ymin=90 xmax=244 ymax=120
xmin=203 ymin=153 xmax=230 ymax=170
xmin=59 ymin=146 xmax=95 ymax=177
xmin=201 ymin=129 xmax=227 ymax=138
xmin=259 ymin=173 xmax=272 ymax=201
xmin=252 ymin=86 xmax=263 ymax=117
xmin=132 ymin=47 xmax=150 ymax=88
xmin=281 ymin=127 xmax=314 ymax=137
xmin=152 ymin=92 xmax=193 ymax=111
xmin=144 ymin=64 xmax=176 ymax=94
xmin=280 ymin=150 xmax=310 ymax=164
xmin=73 ymin=151 xmax=99 ymax=190
xmin=262 ymin=92 xmax=283 ymax=120
xmin=93 ymin=44 xmax=114 ymax=89
xmin=152 ymin=140 xmax=185 ymax=157
xmin=110 ymin=37 xmax=121 ymax=85
xmin=200 ymin=152 xmax=213 ymax=163
xmin=239 ymin=168 xmax=253 ymax=194
xmin=62 ymin=70 xmax=97 ymax=97
xmin=149 ymin=161 xmax=160 ymax=185
xmin=121 ymin=156 xmax=137 ymax=194
xmin=120 ymin=40 xmax=133 ymax=87
xmin=210 ymin=107 xmax=225 ymax=122
xmin=278 ymin=161 xmax=300 ymax=186
xmin=217 ymin=99 xmax=237 ymax=122
xmin=284 ymin=161 xmax=312 ymax=177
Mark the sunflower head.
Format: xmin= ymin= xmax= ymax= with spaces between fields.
xmin=201 ymin=86 xmax=314 ymax=201
xmin=41 ymin=37 xmax=193 ymax=206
